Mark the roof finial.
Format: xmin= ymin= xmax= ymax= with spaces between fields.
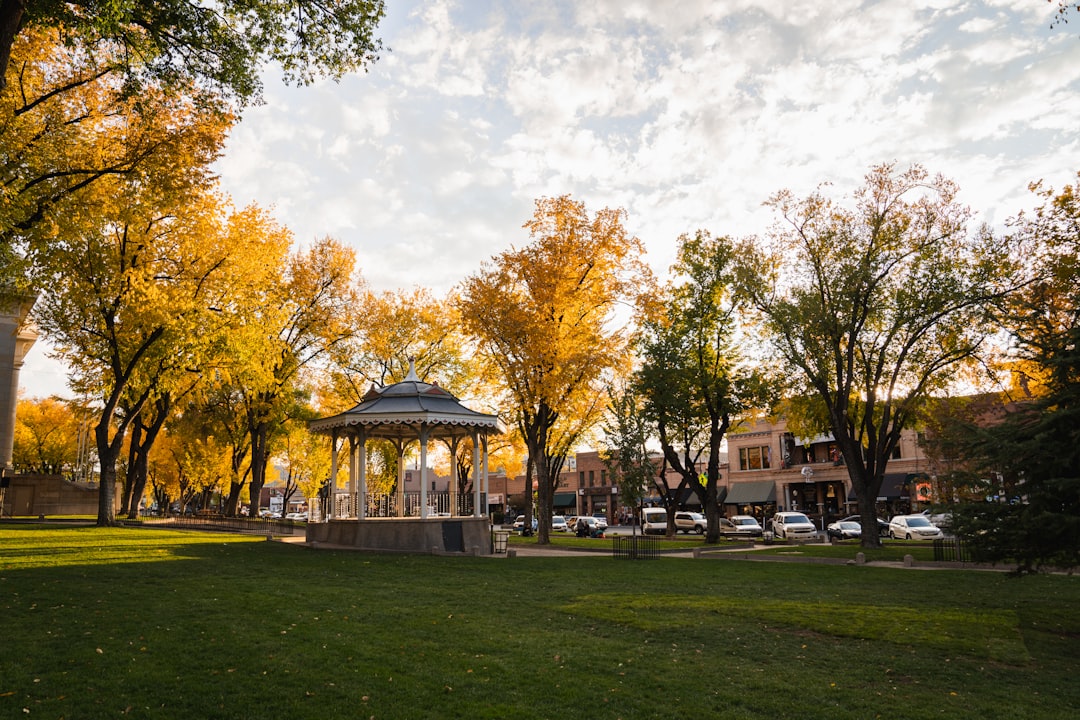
xmin=404 ymin=356 xmax=420 ymax=382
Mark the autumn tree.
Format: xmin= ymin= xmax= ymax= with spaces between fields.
xmin=12 ymin=396 xmax=81 ymax=475
xmin=30 ymin=164 xmax=284 ymax=525
xmin=735 ymin=163 xmax=1022 ymax=547
xmin=0 ymin=0 xmax=385 ymax=101
xmin=236 ymin=237 xmax=361 ymax=521
xmin=636 ymin=231 xmax=765 ymax=542
xmin=457 ymin=195 xmax=651 ymax=544
xmin=276 ymin=416 xmax=338 ymax=515
xmin=1 ymin=29 xmax=232 ymax=290
xmin=326 ymin=287 xmax=472 ymax=406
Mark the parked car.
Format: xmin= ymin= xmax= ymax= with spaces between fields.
xmin=770 ymin=512 xmax=818 ymax=540
xmin=922 ymin=508 xmax=953 ymax=531
xmin=826 ymin=520 xmax=862 ymax=540
xmin=840 ymin=514 xmax=890 ymax=537
xmin=675 ymin=511 xmax=707 ymax=534
xmin=285 ymin=511 xmax=308 ymax=521
xmin=888 ymin=514 xmax=944 ymax=540
xmin=551 ymin=515 xmax=569 ymax=532
xmin=591 ymin=515 xmax=608 ymax=531
xmin=724 ymin=515 xmax=764 ymax=537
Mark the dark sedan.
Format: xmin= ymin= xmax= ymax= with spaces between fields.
xmin=840 ymin=515 xmax=890 ymax=537
xmin=826 ymin=520 xmax=862 ymax=540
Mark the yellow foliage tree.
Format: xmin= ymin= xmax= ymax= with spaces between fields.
xmin=457 ymin=195 xmax=652 ymax=543
xmin=12 ymin=396 xmax=82 ymax=475
xmin=30 ymin=187 xmax=286 ymax=524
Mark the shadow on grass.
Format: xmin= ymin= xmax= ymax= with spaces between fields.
xmin=3 ymin=525 xmax=1079 ymax=720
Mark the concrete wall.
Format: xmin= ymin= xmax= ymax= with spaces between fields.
xmin=1 ymin=474 xmax=116 ymax=516
xmin=306 ymin=516 xmax=493 ymax=556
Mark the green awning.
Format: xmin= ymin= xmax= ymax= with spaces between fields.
xmin=553 ymin=492 xmax=576 ymax=507
xmin=724 ymin=480 xmax=777 ymax=505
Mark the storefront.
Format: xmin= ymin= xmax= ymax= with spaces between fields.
xmin=723 ymin=480 xmax=777 ymax=523
xmin=783 ymin=479 xmax=847 ymax=526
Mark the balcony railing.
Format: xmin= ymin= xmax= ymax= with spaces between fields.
xmin=311 ymin=491 xmax=486 ymax=521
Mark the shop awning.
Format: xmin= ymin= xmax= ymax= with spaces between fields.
xmin=724 ymin=480 xmax=777 ymax=505
xmin=847 ymin=473 xmax=914 ymax=501
xmin=553 ymin=492 xmax=576 ymax=507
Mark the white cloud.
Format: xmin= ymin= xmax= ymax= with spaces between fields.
xmin=25 ymin=0 xmax=1080 ymax=397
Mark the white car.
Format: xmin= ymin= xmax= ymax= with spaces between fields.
xmin=888 ymin=514 xmax=944 ymax=540
xmin=770 ymin=512 xmax=818 ymax=540
xmin=551 ymin=515 xmax=569 ymax=532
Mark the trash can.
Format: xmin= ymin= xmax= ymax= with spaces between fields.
xmin=492 ymin=529 xmax=510 ymax=554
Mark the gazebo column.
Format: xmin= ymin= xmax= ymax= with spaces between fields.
xmin=395 ymin=439 xmax=406 ymax=518
xmin=481 ymin=434 xmax=490 ymax=517
xmin=449 ymin=436 xmax=459 ymax=517
xmin=327 ymin=431 xmax=340 ymax=521
xmin=357 ymin=427 xmax=367 ymax=520
xmin=419 ymin=425 xmax=430 ymax=519
xmin=348 ymin=436 xmax=360 ymax=519
xmin=472 ymin=431 xmax=481 ymax=517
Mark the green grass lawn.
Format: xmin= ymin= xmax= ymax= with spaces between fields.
xmin=2 ymin=525 xmax=1078 ymax=719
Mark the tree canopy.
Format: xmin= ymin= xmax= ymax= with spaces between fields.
xmin=1 ymin=28 xmax=231 ymax=290
xmin=0 ymin=0 xmax=385 ymax=102
xmin=940 ymin=173 xmax=1080 ymax=572
xmin=637 ymin=231 xmax=765 ymax=542
xmin=735 ymin=163 xmax=1022 ymax=547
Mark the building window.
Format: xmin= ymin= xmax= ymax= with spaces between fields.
xmin=739 ymin=446 xmax=771 ymax=471
xmin=588 ymin=470 xmax=595 ymax=487
xmin=601 ymin=469 xmax=607 ymax=485
xmin=579 ymin=471 xmax=585 ymax=489
xmin=891 ymin=444 xmax=902 ymax=459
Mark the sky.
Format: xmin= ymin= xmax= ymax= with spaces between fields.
xmin=18 ymin=0 xmax=1080 ymax=399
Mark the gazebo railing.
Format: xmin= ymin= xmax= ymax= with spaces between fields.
xmin=316 ymin=491 xmax=485 ymax=520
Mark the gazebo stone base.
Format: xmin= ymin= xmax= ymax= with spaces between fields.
xmin=306 ymin=517 xmax=492 ymax=555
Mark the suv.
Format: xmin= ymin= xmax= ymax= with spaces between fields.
xmin=770 ymin=512 xmax=818 ymax=540
xmin=674 ymin=511 xmax=707 ymax=534
xmin=723 ymin=515 xmax=764 ymax=537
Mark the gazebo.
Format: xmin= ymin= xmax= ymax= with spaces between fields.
xmin=305 ymin=362 xmax=504 ymax=554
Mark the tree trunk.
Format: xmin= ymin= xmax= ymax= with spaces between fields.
xmin=0 ymin=0 xmax=25 ymax=92
xmin=224 ymin=479 xmax=245 ymax=516
xmin=248 ymin=421 xmax=270 ymax=517
xmin=120 ymin=420 xmax=142 ymax=516
xmin=122 ymin=396 xmax=170 ymax=518
xmin=95 ymin=420 xmax=119 ymax=526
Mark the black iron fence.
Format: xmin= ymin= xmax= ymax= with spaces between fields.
xmin=612 ymin=535 xmax=659 ymax=559
xmin=933 ymin=536 xmax=972 ymax=563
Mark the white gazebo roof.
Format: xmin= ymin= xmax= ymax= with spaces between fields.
xmin=308 ymin=364 xmax=503 ymax=441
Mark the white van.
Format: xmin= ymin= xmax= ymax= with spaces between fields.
xmin=642 ymin=507 xmax=669 ymax=535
